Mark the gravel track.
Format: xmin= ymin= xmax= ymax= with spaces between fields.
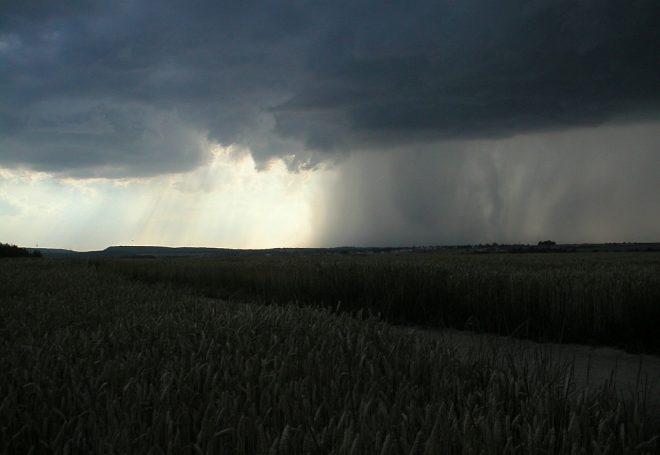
xmin=407 ymin=327 xmax=660 ymax=426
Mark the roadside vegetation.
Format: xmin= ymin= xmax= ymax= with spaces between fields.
xmin=101 ymin=252 xmax=660 ymax=353
xmin=1 ymin=259 xmax=658 ymax=453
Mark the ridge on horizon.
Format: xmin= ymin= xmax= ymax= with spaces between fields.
xmin=19 ymin=242 xmax=660 ymax=258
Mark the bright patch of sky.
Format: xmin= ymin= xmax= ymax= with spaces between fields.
xmin=0 ymin=147 xmax=329 ymax=250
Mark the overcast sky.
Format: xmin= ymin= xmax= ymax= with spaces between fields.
xmin=1 ymin=0 xmax=659 ymax=249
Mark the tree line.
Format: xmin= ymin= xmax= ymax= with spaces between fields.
xmin=0 ymin=243 xmax=42 ymax=258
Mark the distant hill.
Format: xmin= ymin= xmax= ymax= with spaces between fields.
xmin=99 ymin=246 xmax=240 ymax=257
xmin=19 ymin=242 xmax=660 ymax=258
xmin=26 ymin=248 xmax=77 ymax=257
xmin=95 ymin=245 xmax=397 ymax=257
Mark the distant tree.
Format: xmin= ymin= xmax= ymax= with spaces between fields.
xmin=32 ymin=250 xmax=43 ymax=258
xmin=537 ymin=240 xmax=556 ymax=247
xmin=0 ymin=243 xmax=41 ymax=258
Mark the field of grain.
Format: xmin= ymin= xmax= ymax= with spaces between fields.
xmin=102 ymin=252 xmax=660 ymax=353
xmin=1 ymin=256 xmax=659 ymax=453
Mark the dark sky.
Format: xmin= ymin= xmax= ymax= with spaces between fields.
xmin=1 ymin=0 xmax=659 ymax=245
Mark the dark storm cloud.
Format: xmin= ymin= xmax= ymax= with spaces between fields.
xmin=0 ymin=0 xmax=309 ymax=175
xmin=1 ymin=0 xmax=659 ymax=175
xmin=275 ymin=0 xmax=660 ymax=149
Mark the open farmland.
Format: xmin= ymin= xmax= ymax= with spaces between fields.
xmin=102 ymin=252 xmax=660 ymax=353
xmin=1 ymin=256 xmax=659 ymax=454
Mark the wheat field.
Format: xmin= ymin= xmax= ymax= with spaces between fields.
xmin=103 ymin=252 xmax=660 ymax=353
xmin=1 ymin=258 xmax=659 ymax=453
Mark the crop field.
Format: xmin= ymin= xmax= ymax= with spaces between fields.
xmin=102 ymin=252 xmax=660 ymax=353
xmin=1 ymin=256 xmax=659 ymax=453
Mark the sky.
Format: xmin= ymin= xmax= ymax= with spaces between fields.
xmin=1 ymin=0 xmax=659 ymax=250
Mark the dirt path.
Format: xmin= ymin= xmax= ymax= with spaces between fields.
xmin=405 ymin=327 xmax=660 ymax=425
xmin=205 ymin=298 xmax=660 ymax=425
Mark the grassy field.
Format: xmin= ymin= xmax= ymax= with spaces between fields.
xmin=1 ymin=258 xmax=659 ymax=453
xmin=101 ymin=252 xmax=660 ymax=353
